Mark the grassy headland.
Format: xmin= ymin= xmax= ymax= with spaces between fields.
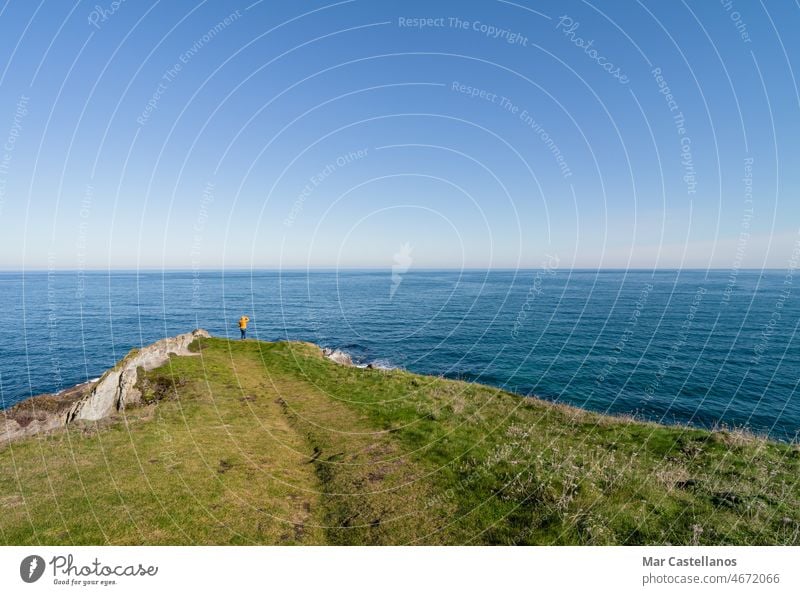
xmin=1 ymin=336 xmax=798 ymax=545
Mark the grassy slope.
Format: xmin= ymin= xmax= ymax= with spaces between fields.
xmin=1 ymin=337 xmax=798 ymax=545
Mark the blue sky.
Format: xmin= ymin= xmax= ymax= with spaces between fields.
xmin=0 ymin=0 xmax=798 ymax=269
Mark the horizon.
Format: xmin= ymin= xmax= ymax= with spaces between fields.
xmin=0 ymin=266 xmax=791 ymax=273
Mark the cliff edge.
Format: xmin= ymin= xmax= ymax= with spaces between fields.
xmin=1 ymin=329 xmax=209 ymax=444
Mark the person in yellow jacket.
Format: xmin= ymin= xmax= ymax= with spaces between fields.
xmin=238 ymin=315 xmax=250 ymax=339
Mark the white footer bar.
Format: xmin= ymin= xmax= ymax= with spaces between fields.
xmin=1 ymin=546 xmax=797 ymax=594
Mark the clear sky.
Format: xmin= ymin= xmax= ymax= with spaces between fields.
xmin=0 ymin=0 xmax=798 ymax=270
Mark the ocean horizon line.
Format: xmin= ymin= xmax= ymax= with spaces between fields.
xmin=0 ymin=267 xmax=788 ymax=273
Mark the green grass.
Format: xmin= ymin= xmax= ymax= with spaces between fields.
xmin=1 ymin=336 xmax=798 ymax=545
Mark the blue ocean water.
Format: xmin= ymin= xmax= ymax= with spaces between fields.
xmin=1 ymin=270 xmax=798 ymax=440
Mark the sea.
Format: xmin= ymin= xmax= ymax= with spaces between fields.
xmin=1 ymin=269 xmax=798 ymax=441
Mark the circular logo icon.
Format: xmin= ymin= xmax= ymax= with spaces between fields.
xmin=20 ymin=555 xmax=45 ymax=583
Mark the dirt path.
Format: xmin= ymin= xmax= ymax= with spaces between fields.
xmin=232 ymin=346 xmax=452 ymax=544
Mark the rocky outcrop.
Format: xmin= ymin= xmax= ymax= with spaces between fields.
xmin=322 ymin=347 xmax=353 ymax=366
xmin=0 ymin=382 xmax=95 ymax=444
xmin=69 ymin=329 xmax=209 ymax=421
xmin=1 ymin=329 xmax=209 ymax=444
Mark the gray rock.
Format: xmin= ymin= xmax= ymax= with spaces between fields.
xmin=71 ymin=329 xmax=209 ymax=421
xmin=0 ymin=415 xmax=63 ymax=444
xmin=322 ymin=347 xmax=353 ymax=367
